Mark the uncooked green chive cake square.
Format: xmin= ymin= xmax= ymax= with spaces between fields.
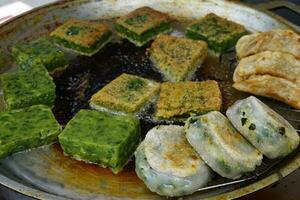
xmin=0 ymin=105 xmax=61 ymax=159
xmin=58 ymin=110 xmax=140 ymax=173
xmin=149 ymin=34 xmax=208 ymax=82
xmin=11 ymin=37 xmax=68 ymax=73
xmin=50 ymin=19 xmax=112 ymax=56
xmin=0 ymin=63 xmax=56 ymax=110
xmin=186 ymin=13 xmax=247 ymax=53
xmin=115 ymin=7 xmax=172 ymax=46
xmin=90 ymin=73 xmax=160 ymax=114
xmin=155 ymin=81 xmax=222 ymax=119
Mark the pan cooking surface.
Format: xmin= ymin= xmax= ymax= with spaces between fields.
xmin=1 ymin=17 xmax=299 ymax=200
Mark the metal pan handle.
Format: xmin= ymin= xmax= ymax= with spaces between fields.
xmin=255 ymin=0 xmax=300 ymax=32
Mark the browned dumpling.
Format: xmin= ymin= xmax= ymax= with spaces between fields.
xmin=233 ymin=51 xmax=300 ymax=109
xmin=236 ymin=29 xmax=300 ymax=59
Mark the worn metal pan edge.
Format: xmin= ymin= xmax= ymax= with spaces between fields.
xmin=0 ymin=0 xmax=299 ymax=199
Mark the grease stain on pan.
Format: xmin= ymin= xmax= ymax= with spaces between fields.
xmin=48 ymin=144 xmax=155 ymax=198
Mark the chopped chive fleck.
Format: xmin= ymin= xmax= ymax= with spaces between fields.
xmin=188 ymin=117 xmax=198 ymax=124
xmin=126 ymin=79 xmax=145 ymax=91
xmin=241 ymin=118 xmax=247 ymax=126
xmin=248 ymin=123 xmax=256 ymax=130
xmin=67 ymin=26 xmax=86 ymax=36
xmin=279 ymin=127 xmax=286 ymax=135
xmin=125 ymin=14 xmax=148 ymax=26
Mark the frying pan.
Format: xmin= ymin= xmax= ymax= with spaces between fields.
xmin=0 ymin=0 xmax=299 ymax=199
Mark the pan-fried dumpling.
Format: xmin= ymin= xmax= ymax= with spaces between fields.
xmin=185 ymin=111 xmax=262 ymax=179
xmin=233 ymin=51 xmax=300 ymax=109
xmin=236 ymin=29 xmax=300 ymax=59
xmin=135 ymin=125 xmax=212 ymax=197
xmin=226 ymin=96 xmax=299 ymax=159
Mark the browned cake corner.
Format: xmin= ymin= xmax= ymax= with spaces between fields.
xmin=149 ymin=34 xmax=208 ymax=82
xmin=155 ymin=80 xmax=222 ymax=119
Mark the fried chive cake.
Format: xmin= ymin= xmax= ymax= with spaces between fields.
xmin=58 ymin=110 xmax=140 ymax=174
xmin=115 ymin=7 xmax=172 ymax=46
xmin=149 ymin=35 xmax=208 ymax=82
xmin=155 ymin=81 xmax=222 ymax=119
xmin=0 ymin=105 xmax=61 ymax=159
xmin=185 ymin=111 xmax=262 ymax=179
xmin=51 ymin=19 xmax=112 ymax=56
xmin=226 ymin=96 xmax=299 ymax=159
xmin=90 ymin=73 xmax=160 ymax=114
xmin=186 ymin=13 xmax=247 ymax=53
xmin=0 ymin=63 xmax=55 ymax=110
xmin=11 ymin=37 xmax=68 ymax=73
xmin=135 ymin=125 xmax=212 ymax=197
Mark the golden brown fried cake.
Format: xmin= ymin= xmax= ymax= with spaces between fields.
xmin=115 ymin=7 xmax=172 ymax=46
xmin=51 ymin=19 xmax=111 ymax=56
xmin=185 ymin=111 xmax=262 ymax=179
xmin=135 ymin=125 xmax=212 ymax=196
xmin=155 ymin=81 xmax=222 ymax=119
xmin=236 ymin=29 xmax=300 ymax=59
xmin=233 ymin=51 xmax=300 ymax=109
xmin=149 ymin=34 xmax=208 ymax=82
xmin=90 ymin=73 xmax=160 ymax=114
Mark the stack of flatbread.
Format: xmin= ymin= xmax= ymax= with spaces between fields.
xmin=233 ymin=29 xmax=300 ymax=109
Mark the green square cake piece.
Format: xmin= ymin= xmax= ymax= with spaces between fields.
xmin=58 ymin=110 xmax=140 ymax=173
xmin=0 ymin=105 xmax=61 ymax=159
xmin=0 ymin=64 xmax=56 ymax=110
xmin=90 ymin=73 xmax=160 ymax=114
xmin=186 ymin=13 xmax=247 ymax=53
xmin=149 ymin=34 xmax=208 ymax=82
xmin=115 ymin=7 xmax=172 ymax=46
xmin=11 ymin=37 xmax=68 ymax=73
xmin=155 ymin=81 xmax=222 ymax=119
xmin=50 ymin=19 xmax=112 ymax=56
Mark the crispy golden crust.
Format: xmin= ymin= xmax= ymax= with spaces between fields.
xmin=233 ymin=75 xmax=300 ymax=109
xmin=233 ymin=51 xmax=300 ymax=84
xmin=50 ymin=19 xmax=110 ymax=48
xmin=149 ymin=34 xmax=207 ymax=82
xmin=236 ymin=29 xmax=300 ymax=59
xmin=144 ymin=125 xmax=203 ymax=178
xmin=155 ymin=81 xmax=222 ymax=119
xmin=90 ymin=73 xmax=160 ymax=113
xmin=233 ymin=51 xmax=300 ymax=109
xmin=116 ymin=7 xmax=170 ymax=34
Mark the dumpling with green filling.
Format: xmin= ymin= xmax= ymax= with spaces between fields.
xmin=135 ymin=125 xmax=212 ymax=197
xmin=226 ymin=96 xmax=299 ymax=159
xmin=185 ymin=111 xmax=262 ymax=179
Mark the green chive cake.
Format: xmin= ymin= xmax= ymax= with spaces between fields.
xmin=115 ymin=7 xmax=172 ymax=46
xmin=186 ymin=13 xmax=248 ymax=53
xmin=149 ymin=34 xmax=208 ymax=82
xmin=90 ymin=73 xmax=160 ymax=114
xmin=0 ymin=105 xmax=61 ymax=159
xmin=58 ymin=110 xmax=140 ymax=173
xmin=0 ymin=63 xmax=56 ymax=111
xmin=155 ymin=81 xmax=222 ymax=119
xmin=50 ymin=19 xmax=112 ymax=56
xmin=11 ymin=37 xmax=68 ymax=73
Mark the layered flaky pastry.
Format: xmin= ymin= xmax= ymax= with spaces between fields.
xmin=233 ymin=51 xmax=300 ymax=109
xmin=236 ymin=29 xmax=300 ymax=59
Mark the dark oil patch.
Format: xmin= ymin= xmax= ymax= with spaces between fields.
xmin=52 ymin=40 xmax=246 ymax=133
